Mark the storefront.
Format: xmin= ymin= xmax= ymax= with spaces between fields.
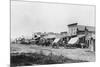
xmin=85 ymin=34 xmax=95 ymax=52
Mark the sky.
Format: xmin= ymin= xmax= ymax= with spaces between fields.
xmin=11 ymin=1 xmax=95 ymax=39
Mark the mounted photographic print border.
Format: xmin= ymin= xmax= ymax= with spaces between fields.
xmin=10 ymin=0 xmax=96 ymax=67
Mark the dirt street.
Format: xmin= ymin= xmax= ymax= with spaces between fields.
xmin=11 ymin=44 xmax=95 ymax=62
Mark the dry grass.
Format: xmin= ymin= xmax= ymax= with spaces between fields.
xmin=10 ymin=44 xmax=95 ymax=65
xmin=10 ymin=52 xmax=88 ymax=67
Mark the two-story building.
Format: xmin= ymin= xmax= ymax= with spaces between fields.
xmin=67 ymin=23 xmax=95 ymax=51
xmin=67 ymin=23 xmax=78 ymax=37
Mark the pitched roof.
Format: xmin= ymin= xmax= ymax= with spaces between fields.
xmin=77 ymin=25 xmax=85 ymax=31
xmin=86 ymin=26 xmax=95 ymax=32
xmin=77 ymin=25 xmax=95 ymax=32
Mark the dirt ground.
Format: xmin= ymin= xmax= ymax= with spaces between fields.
xmin=10 ymin=44 xmax=95 ymax=62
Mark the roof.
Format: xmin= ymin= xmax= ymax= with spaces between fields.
xmin=43 ymin=34 xmax=56 ymax=39
xmin=43 ymin=34 xmax=68 ymax=39
xmin=77 ymin=34 xmax=85 ymax=38
xmin=77 ymin=25 xmax=85 ymax=31
xmin=67 ymin=23 xmax=78 ymax=26
xmin=77 ymin=25 xmax=95 ymax=32
xmin=86 ymin=26 xmax=95 ymax=32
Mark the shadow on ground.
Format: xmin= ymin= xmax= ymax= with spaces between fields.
xmin=10 ymin=53 xmax=88 ymax=67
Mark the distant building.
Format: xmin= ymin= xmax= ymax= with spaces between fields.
xmin=60 ymin=31 xmax=67 ymax=35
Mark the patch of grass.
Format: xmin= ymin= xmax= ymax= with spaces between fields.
xmin=10 ymin=53 xmax=88 ymax=67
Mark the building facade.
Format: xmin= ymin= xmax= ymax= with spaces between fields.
xmin=67 ymin=23 xmax=95 ymax=51
xmin=67 ymin=23 xmax=78 ymax=36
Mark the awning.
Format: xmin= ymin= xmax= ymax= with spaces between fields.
xmin=77 ymin=35 xmax=85 ymax=38
xmin=68 ymin=37 xmax=79 ymax=44
xmin=53 ymin=38 xmax=60 ymax=43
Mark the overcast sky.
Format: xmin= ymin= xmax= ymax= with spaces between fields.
xmin=11 ymin=1 xmax=95 ymax=39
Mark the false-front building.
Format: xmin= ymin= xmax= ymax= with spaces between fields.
xmin=67 ymin=23 xmax=95 ymax=51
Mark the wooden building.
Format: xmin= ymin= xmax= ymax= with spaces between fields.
xmin=67 ymin=23 xmax=95 ymax=51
